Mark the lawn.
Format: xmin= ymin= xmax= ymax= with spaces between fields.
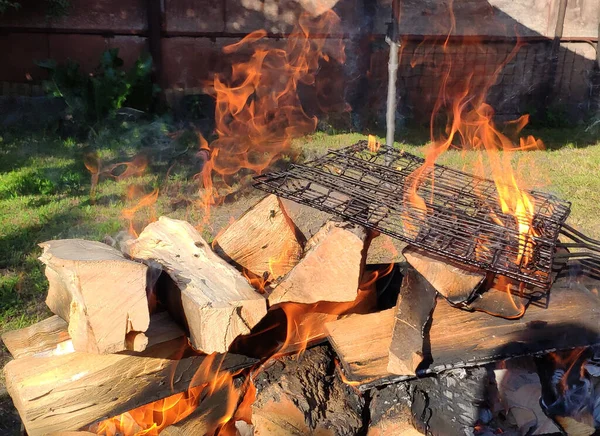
xmin=0 ymin=121 xmax=599 ymax=342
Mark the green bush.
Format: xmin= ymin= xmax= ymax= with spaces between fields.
xmin=37 ymin=49 xmax=159 ymax=125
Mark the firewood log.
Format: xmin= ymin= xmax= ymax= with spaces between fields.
xmin=402 ymin=246 xmax=486 ymax=305
xmin=387 ymin=267 xmax=437 ymax=376
xmin=268 ymin=220 xmax=371 ymax=305
xmin=4 ymin=338 xmax=256 ymax=436
xmin=1 ymin=311 xmax=184 ymax=362
xmin=1 ymin=315 xmax=70 ymax=359
xmin=326 ymin=275 xmax=600 ymax=389
xmin=39 ymin=239 xmax=150 ymax=354
xmin=214 ymin=195 xmax=305 ymax=281
xmin=123 ymin=217 xmax=267 ymax=354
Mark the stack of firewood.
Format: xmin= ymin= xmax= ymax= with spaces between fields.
xmin=1 ymin=194 xmax=376 ymax=435
xmin=2 ymin=193 xmax=600 ymax=435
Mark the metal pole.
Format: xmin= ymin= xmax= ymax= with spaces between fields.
xmin=385 ymin=39 xmax=399 ymax=148
xmin=385 ymin=0 xmax=400 ymax=161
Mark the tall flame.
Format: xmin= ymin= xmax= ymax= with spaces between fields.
xmin=198 ymin=10 xmax=345 ymax=221
xmin=403 ymin=29 xmax=543 ymax=269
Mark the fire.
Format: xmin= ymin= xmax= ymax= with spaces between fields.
xmin=368 ymin=134 xmax=380 ymax=152
xmin=122 ymin=187 xmax=159 ymax=237
xmin=91 ymin=354 xmax=241 ymax=436
xmin=93 ymin=260 xmax=390 ymax=435
xmin=197 ymin=9 xmax=345 ymax=221
xmin=403 ymin=33 xmax=543 ymax=270
xmin=84 ymin=153 xmax=148 ymax=204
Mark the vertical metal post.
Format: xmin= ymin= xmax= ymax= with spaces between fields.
xmin=385 ymin=0 xmax=401 ymax=163
xmin=386 ymin=39 xmax=399 ymax=147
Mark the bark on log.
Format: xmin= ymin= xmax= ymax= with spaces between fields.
xmin=402 ymin=246 xmax=486 ymax=305
xmin=39 ymin=239 xmax=149 ymax=354
xmin=123 ymin=216 xmax=267 ymax=354
xmin=214 ymin=195 xmax=305 ymax=282
xmin=326 ymin=275 xmax=600 ymax=389
xmin=4 ymin=339 xmax=256 ymax=436
xmin=1 ymin=315 xmax=70 ymax=359
xmin=268 ymin=220 xmax=371 ymax=305
xmin=388 ymin=267 xmax=437 ymax=376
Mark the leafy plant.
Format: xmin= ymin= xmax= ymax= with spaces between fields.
xmin=0 ymin=0 xmax=19 ymax=13
xmin=0 ymin=0 xmax=70 ymax=16
xmin=37 ymin=49 xmax=159 ymax=127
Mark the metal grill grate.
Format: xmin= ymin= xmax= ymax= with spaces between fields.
xmin=253 ymin=141 xmax=572 ymax=289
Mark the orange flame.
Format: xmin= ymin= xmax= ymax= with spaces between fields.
xmin=122 ymin=187 xmax=159 ymax=237
xmin=91 ymin=353 xmax=242 ymax=436
xmin=197 ymin=10 xmax=345 ymax=221
xmin=403 ymin=29 xmax=543 ymax=273
xmin=367 ymin=134 xmax=380 ymax=152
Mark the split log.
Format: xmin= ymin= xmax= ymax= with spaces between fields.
xmin=387 ymin=267 xmax=437 ymax=376
xmin=250 ymin=345 xmax=363 ymax=436
xmin=402 ymin=246 xmax=485 ymax=305
xmin=326 ymin=275 xmax=600 ymax=389
xmin=4 ymin=339 xmax=256 ymax=436
xmin=124 ymin=217 xmax=267 ymax=354
xmin=1 ymin=315 xmax=69 ymax=359
xmin=268 ymin=220 xmax=371 ymax=305
xmin=214 ymin=195 xmax=305 ymax=281
xmin=1 ymin=312 xmax=184 ymax=360
xmin=39 ymin=239 xmax=149 ymax=354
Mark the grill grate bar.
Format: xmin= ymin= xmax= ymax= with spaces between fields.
xmin=254 ymin=141 xmax=572 ymax=289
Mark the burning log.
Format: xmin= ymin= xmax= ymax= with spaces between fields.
xmin=402 ymin=246 xmax=486 ymax=305
xmin=326 ymin=275 xmax=600 ymax=389
xmin=250 ymin=345 xmax=364 ymax=435
xmin=39 ymin=239 xmax=150 ymax=354
xmin=387 ymin=267 xmax=437 ymax=376
xmin=4 ymin=337 xmax=255 ymax=436
xmin=214 ymin=194 xmax=305 ymax=281
xmin=123 ymin=217 xmax=267 ymax=354
xmin=1 ymin=315 xmax=70 ymax=359
xmin=268 ymin=220 xmax=371 ymax=305
xmin=160 ymin=384 xmax=234 ymax=436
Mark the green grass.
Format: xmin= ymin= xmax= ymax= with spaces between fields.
xmin=297 ymin=129 xmax=600 ymax=239
xmin=0 ymin=123 xmax=599 ymax=338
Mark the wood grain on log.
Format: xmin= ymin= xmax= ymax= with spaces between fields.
xmin=326 ymin=276 xmax=600 ymax=389
xmin=268 ymin=220 xmax=371 ymax=305
xmin=39 ymin=239 xmax=149 ymax=354
xmin=388 ymin=267 xmax=437 ymax=376
xmin=402 ymin=246 xmax=485 ymax=305
xmin=124 ymin=217 xmax=267 ymax=354
xmin=214 ymin=195 xmax=305 ymax=282
xmin=1 ymin=315 xmax=70 ymax=359
xmin=4 ymin=339 xmax=255 ymax=436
